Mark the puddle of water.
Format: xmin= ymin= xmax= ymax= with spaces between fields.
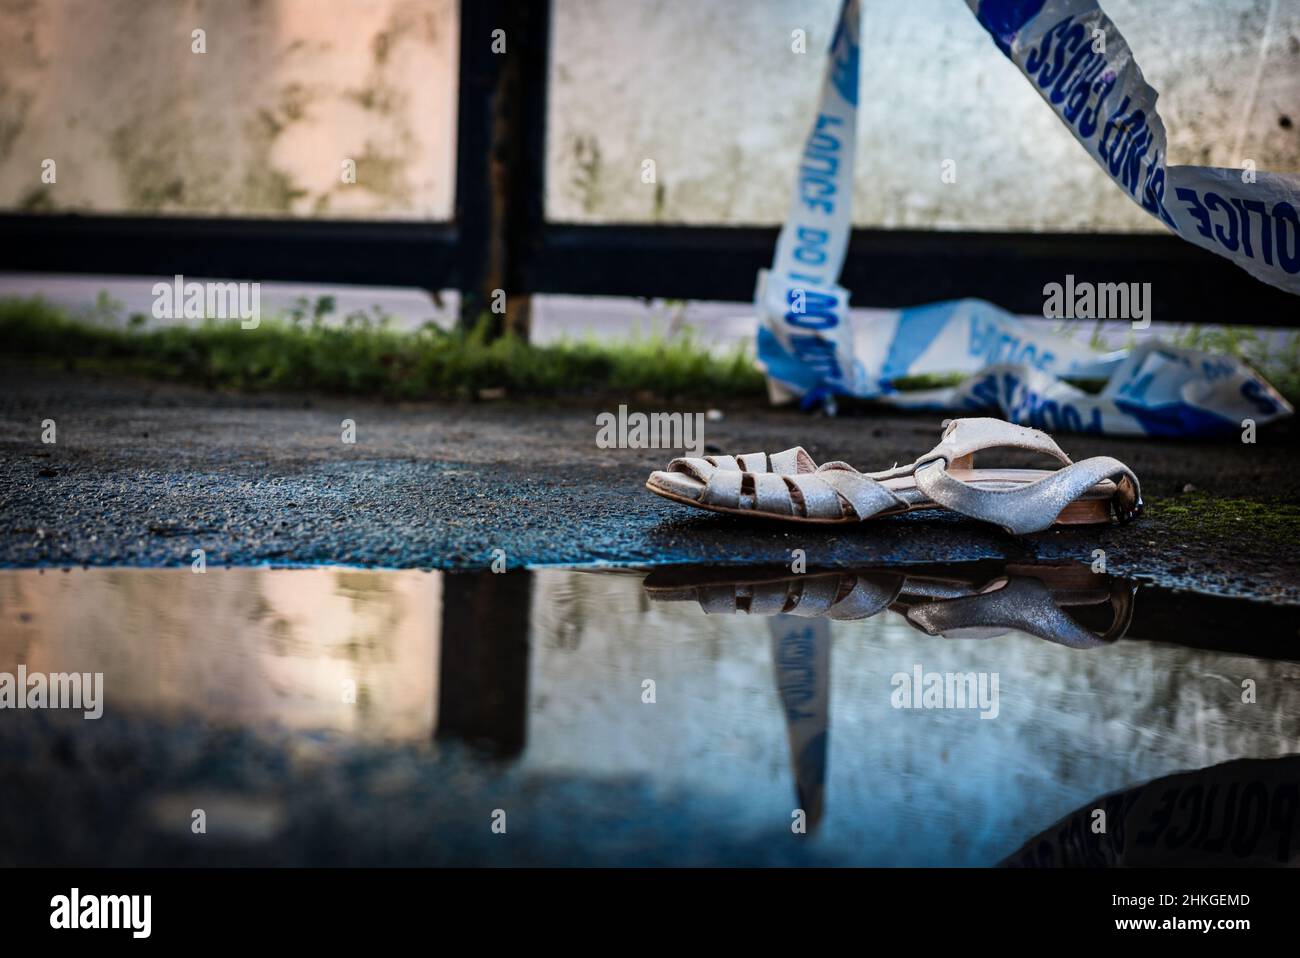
xmin=0 ymin=563 xmax=1296 ymax=867
xmin=1 ymin=568 xmax=441 ymax=740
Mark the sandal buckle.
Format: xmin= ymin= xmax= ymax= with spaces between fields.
xmin=1112 ymin=496 xmax=1144 ymax=524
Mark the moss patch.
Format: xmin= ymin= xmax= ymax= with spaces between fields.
xmin=1150 ymin=492 xmax=1300 ymax=547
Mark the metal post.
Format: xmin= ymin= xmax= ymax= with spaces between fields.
xmin=454 ymin=0 xmax=551 ymax=337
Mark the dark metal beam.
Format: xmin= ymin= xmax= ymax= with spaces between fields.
xmin=2 ymin=213 xmax=1295 ymax=327
xmin=436 ymin=571 xmax=532 ymax=758
xmin=0 ymin=0 xmax=1294 ymax=330
xmin=0 ymin=213 xmax=458 ymax=290
xmin=455 ymin=0 xmax=552 ymax=333
xmin=527 ymin=224 xmax=1300 ymax=325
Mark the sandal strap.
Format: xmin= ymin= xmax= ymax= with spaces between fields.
xmin=685 ymin=447 xmax=817 ymax=475
xmin=824 ymin=574 xmax=903 ymax=620
xmin=688 ymin=573 xmax=901 ymax=621
xmin=672 ymin=456 xmax=905 ymax=521
xmin=867 ymin=417 xmax=1074 ymax=480
xmin=753 ymin=471 xmax=795 ymax=515
xmin=700 ymin=468 xmax=744 ymax=508
xmin=782 ymin=474 xmax=846 ymax=518
xmin=904 ymin=575 xmax=1128 ymax=648
xmin=928 ymin=417 xmax=1073 ymax=469
xmin=707 ymin=419 xmax=1071 ymax=481
xmin=749 ymin=582 xmax=797 ymax=615
xmin=785 ymin=575 xmax=844 ymax=616
xmin=914 ymin=454 xmax=1142 ymax=535
xmin=817 ymin=466 xmax=908 ymax=520
xmin=771 ymin=447 xmax=818 ymax=473
xmin=666 ymin=457 xmax=717 ymax=483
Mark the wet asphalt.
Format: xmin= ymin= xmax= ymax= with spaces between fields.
xmin=3 ymin=363 xmax=1299 ymax=603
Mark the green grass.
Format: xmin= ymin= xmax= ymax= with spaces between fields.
xmin=1171 ymin=324 xmax=1300 ymax=405
xmin=5 ymin=294 xmax=1298 ymax=407
xmin=0 ymin=295 xmax=765 ymax=402
xmin=1064 ymin=318 xmax=1300 ymax=405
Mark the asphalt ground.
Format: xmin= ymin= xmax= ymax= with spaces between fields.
xmin=3 ymin=362 xmax=1299 ymax=603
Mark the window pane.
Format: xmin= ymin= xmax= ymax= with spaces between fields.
xmin=0 ymin=0 xmax=458 ymax=219
xmin=547 ymin=0 xmax=1300 ymax=231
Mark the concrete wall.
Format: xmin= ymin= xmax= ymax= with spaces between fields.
xmin=4 ymin=0 xmax=1294 ymax=231
xmin=547 ymin=0 xmax=1300 ymax=231
xmin=0 ymin=0 xmax=458 ymax=218
xmin=0 ymin=568 xmax=440 ymax=739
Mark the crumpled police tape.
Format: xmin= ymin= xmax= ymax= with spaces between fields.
xmin=755 ymin=0 xmax=1295 ymax=436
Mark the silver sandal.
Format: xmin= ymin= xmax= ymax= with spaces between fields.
xmin=646 ymin=417 xmax=1142 ymax=534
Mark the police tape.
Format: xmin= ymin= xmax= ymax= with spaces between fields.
xmin=756 ymin=0 xmax=1295 ymax=437
xmin=971 ymin=0 xmax=1300 ymax=294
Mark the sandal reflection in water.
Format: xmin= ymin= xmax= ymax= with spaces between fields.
xmin=642 ymin=562 xmax=1138 ymax=840
xmin=643 ymin=562 xmax=1137 ymax=649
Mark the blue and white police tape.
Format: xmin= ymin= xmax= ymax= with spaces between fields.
xmin=968 ymin=0 xmax=1300 ymax=294
xmin=755 ymin=0 xmax=1295 ymax=437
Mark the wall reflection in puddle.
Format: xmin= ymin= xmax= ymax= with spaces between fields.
xmin=525 ymin=566 xmax=1300 ymax=865
xmin=1 ymin=564 xmax=1296 ymax=865
xmin=0 ymin=568 xmax=441 ymax=740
